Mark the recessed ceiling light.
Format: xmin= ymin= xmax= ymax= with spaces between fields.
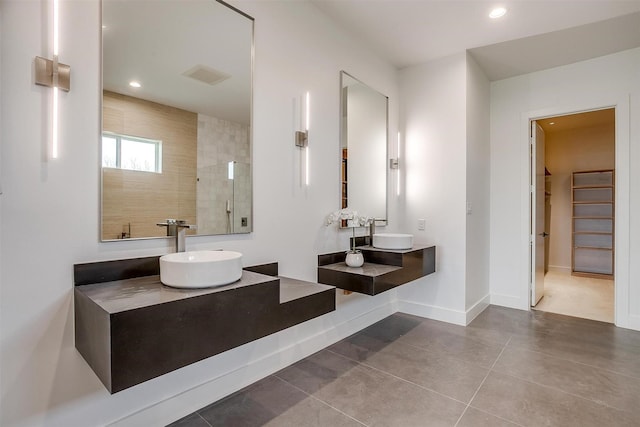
xmin=129 ymin=81 xmax=141 ymax=88
xmin=489 ymin=7 xmax=507 ymax=19
xmin=549 ymin=122 xmax=555 ymax=125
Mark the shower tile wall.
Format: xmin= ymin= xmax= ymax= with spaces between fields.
xmin=197 ymin=115 xmax=251 ymax=235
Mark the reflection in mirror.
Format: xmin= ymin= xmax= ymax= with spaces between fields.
xmin=101 ymin=0 xmax=253 ymax=241
xmin=340 ymin=71 xmax=388 ymax=223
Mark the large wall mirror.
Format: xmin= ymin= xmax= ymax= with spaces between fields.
xmin=101 ymin=0 xmax=253 ymax=241
xmin=340 ymin=71 xmax=388 ymax=224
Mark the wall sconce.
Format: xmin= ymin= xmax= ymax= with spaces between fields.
xmin=35 ymin=57 xmax=70 ymax=92
xmin=35 ymin=0 xmax=70 ymax=159
xmin=295 ymin=92 xmax=310 ymax=186
xmin=391 ymin=132 xmax=401 ymax=195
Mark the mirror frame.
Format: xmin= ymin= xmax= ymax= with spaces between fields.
xmin=339 ymin=71 xmax=389 ymax=226
xmin=100 ymin=0 xmax=255 ymax=242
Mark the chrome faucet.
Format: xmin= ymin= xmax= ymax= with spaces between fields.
xmin=157 ymin=219 xmax=197 ymax=252
xmin=368 ymin=219 xmax=385 ymax=246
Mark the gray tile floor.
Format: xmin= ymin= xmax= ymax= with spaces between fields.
xmin=168 ymin=306 xmax=640 ymax=426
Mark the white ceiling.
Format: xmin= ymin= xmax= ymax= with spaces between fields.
xmin=310 ymin=0 xmax=640 ymax=80
xmin=538 ymin=108 xmax=615 ymax=134
xmin=102 ymin=0 xmax=252 ymax=124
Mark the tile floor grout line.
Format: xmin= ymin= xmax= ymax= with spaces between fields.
xmin=453 ymin=336 xmax=513 ymax=427
xmin=395 ymin=338 xmax=501 ymax=371
xmin=325 ymin=348 xmax=469 ymax=406
xmin=464 ymin=405 xmax=527 ymax=427
xmin=194 ymin=412 xmax=213 ymax=427
xmin=505 ymin=340 xmax=640 ymax=381
xmin=271 ymin=374 xmax=370 ymax=427
xmin=489 ymin=367 xmax=638 ymax=416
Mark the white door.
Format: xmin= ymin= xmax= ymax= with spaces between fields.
xmin=531 ymin=121 xmax=546 ymax=306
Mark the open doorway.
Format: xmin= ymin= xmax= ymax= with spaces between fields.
xmin=530 ymin=108 xmax=615 ymax=323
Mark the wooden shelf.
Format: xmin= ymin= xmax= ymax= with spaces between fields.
xmin=572 ymin=216 xmax=613 ymax=220
xmin=573 ymin=231 xmax=612 ymax=235
xmin=572 ymin=184 xmax=614 ymax=189
xmin=574 ymin=246 xmax=613 ymax=250
xmin=573 ymin=200 xmax=614 ymax=205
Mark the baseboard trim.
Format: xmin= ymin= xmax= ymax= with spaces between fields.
xmin=397 ymin=296 xmax=491 ymax=326
xmin=490 ymin=293 xmax=528 ymax=310
xmin=465 ymin=295 xmax=491 ymax=325
xmin=108 ymin=301 xmax=396 ymax=427
xmin=621 ymin=313 xmax=640 ymax=332
xmin=397 ymin=300 xmax=467 ymax=326
xmin=548 ymin=265 xmax=571 ymax=273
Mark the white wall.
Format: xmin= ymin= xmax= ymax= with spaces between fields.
xmin=464 ymin=53 xmax=491 ymax=315
xmin=489 ymin=48 xmax=640 ymax=330
xmin=546 ymin=124 xmax=615 ymax=270
xmin=0 ymin=1 xmax=400 ymax=426
xmin=396 ymin=53 xmax=468 ymax=323
xmin=395 ymin=53 xmax=490 ymax=324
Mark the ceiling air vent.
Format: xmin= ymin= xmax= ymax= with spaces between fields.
xmin=182 ymin=65 xmax=230 ymax=86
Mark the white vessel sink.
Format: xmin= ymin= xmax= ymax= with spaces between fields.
xmin=160 ymin=250 xmax=243 ymax=289
xmin=372 ymin=233 xmax=414 ymax=250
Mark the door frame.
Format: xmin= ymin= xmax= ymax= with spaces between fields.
xmin=522 ymin=97 xmax=629 ymax=327
xmin=530 ymin=120 xmax=546 ymax=307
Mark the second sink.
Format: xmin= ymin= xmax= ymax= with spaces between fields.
xmin=160 ymin=250 xmax=243 ymax=288
xmin=372 ymin=233 xmax=413 ymax=250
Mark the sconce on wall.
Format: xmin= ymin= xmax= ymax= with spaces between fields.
xmin=295 ymin=92 xmax=310 ymax=186
xmin=295 ymin=130 xmax=308 ymax=148
xmin=391 ymin=132 xmax=401 ymax=195
xmin=35 ymin=0 xmax=70 ymax=159
xmin=35 ymin=56 xmax=70 ymax=92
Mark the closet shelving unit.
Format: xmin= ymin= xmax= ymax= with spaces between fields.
xmin=571 ymin=169 xmax=614 ymax=278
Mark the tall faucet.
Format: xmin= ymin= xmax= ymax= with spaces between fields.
xmin=157 ymin=219 xmax=197 ymax=252
xmin=369 ymin=219 xmax=385 ymax=246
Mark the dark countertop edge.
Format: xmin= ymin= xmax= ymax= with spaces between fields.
xmin=278 ymin=276 xmax=335 ymax=303
xmin=356 ymin=244 xmax=435 ymax=254
xmin=75 ymin=270 xmax=279 ymax=315
xmin=318 ymin=262 xmax=402 ymax=277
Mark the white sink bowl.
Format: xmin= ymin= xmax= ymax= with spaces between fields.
xmin=372 ymin=233 xmax=414 ymax=250
xmin=160 ymin=250 xmax=243 ymax=289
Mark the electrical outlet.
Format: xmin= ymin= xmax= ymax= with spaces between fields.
xmin=466 ymin=202 xmax=473 ymax=215
xmin=418 ymin=219 xmax=426 ymax=230
xmin=241 ymin=217 xmax=248 ymax=227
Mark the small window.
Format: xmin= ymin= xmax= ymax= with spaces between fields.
xmin=102 ymin=133 xmax=162 ymax=173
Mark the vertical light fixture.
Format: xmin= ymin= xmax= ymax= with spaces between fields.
xmin=390 ymin=131 xmax=400 ymax=195
xmin=295 ymin=91 xmax=310 ymax=186
xmin=35 ymin=0 xmax=71 ymax=159
xmin=396 ymin=132 xmax=401 ymax=195
xmin=227 ymin=161 xmax=235 ymax=180
xmin=52 ymin=0 xmax=59 ymax=158
xmin=305 ymin=91 xmax=310 ymax=186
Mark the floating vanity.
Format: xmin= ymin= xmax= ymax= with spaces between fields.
xmin=317 ymin=245 xmax=436 ymax=295
xmin=74 ymin=257 xmax=335 ymax=393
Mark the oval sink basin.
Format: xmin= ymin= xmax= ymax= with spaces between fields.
xmin=372 ymin=233 xmax=413 ymax=250
xmin=160 ymin=250 xmax=243 ymax=289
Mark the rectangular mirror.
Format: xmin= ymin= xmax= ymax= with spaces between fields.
xmin=340 ymin=71 xmax=388 ymax=223
xmin=101 ymin=0 xmax=253 ymax=241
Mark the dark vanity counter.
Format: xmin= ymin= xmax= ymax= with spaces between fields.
xmin=317 ymin=245 xmax=436 ymax=295
xmin=74 ymin=258 xmax=335 ymax=393
xmin=76 ymin=271 xmax=276 ymax=314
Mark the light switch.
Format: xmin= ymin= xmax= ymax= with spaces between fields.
xmin=418 ymin=219 xmax=426 ymax=230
